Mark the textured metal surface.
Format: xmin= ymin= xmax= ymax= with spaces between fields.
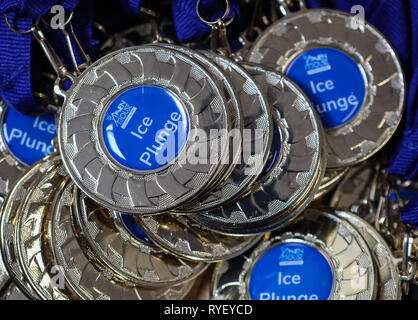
xmin=15 ymin=159 xmax=75 ymax=300
xmin=193 ymin=63 xmax=326 ymax=235
xmin=246 ymin=8 xmax=404 ymax=168
xmin=72 ymin=188 xmax=208 ymax=287
xmin=212 ymin=208 xmax=377 ymax=300
xmin=335 ymin=210 xmax=401 ymax=300
xmin=138 ymin=213 xmax=261 ymax=262
xmin=314 ymin=167 xmax=349 ymax=200
xmin=151 ymin=44 xmax=246 ymax=211
xmin=0 ymin=154 xmax=61 ymax=299
xmin=179 ymin=50 xmax=272 ymax=212
xmin=50 ymin=180 xmax=195 ymax=300
xmin=0 ymin=100 xmax=28 ymax=198
xmin=58 ymin=45 xmax=234 ymax=215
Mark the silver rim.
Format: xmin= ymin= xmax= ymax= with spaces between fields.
xmin=246 ymin=9 xmax=405 ymax=168
xmin=58 ymin=45 xmax=233 ymax=214
xmin=193 ymin=64 xmax=325 ymax=235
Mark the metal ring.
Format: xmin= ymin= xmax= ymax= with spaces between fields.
xmin=196 ymin=0 xmax=231 ymax=26
xmin=3 ymin=12 xmax=38 ymax=35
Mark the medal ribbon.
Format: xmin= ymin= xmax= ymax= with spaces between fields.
xmin=0 ymin=0 xmax=95 ymax=114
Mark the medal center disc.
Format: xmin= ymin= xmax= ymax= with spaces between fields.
xmin=249 ymin=242 xmax=334 ymax=300
xmin=101 ymin=85 xmax=189 ymax=171
xmin=286 ymin=47 xmax=366 ymax=129
xmin=2 ymin=108 xmax=56 ymax=166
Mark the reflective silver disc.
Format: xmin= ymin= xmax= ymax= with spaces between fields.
xmin=314 ymin=167 xmax=349 ymax=200
xmin=178 ymin=50 xmax=272 ymax=212
xmin=138 ymin=213 xmax=262 ymax=262
xmin=58 ymin=45 xmax=235 ymax=215
xmin=150 ymin=44 xmax=247 ymax=211
xmin=334 ymin=210 xmax=401 ymax=300
xmin=193 ymin=64 xmax=326 ymax=235
xmin=72 ymin=187 xmax=208 ymax=287
xmin=212 ymin=208 xmax=377 ymax=300
xmin=246 ymin=8 xmax=405 ymax=168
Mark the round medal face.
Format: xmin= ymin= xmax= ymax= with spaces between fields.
xmin=72 ymin=188 xmax=208 ymax=287
xmin=211 ymin=209 xmax=378 ymax=300
xmin=0 ymin=101 xmax=57 ymax=198
xmin=50 ymin=180 xmax=196 ymax=300
xmin=335 ymin=211 xmax=401 ymax=300
xmin=192 ymin=64 xmax=326 ymax=235
xmin=246 ymin=8 xmax=405 ymax=168
xmin=174 ymin=50 xmax=273 ymax=212
xmin=138 ymin=213 xmax=262 ymax=262
xmin=58 ymin=45 xmax=234 ymax=215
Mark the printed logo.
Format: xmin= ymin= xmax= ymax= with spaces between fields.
xmin=304 ymin=54 xmax=331 ymax=75
xmin=279 ymin=247 xmax=304 ymax=266
xmin=105 ymin=100 xmax=137 ymax=129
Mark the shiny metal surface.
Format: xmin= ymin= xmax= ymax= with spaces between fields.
xmin=193 ymin=63 xmax=326 ymax=235
xmin=138 ymin=213 xmax=261 ymax=262
xmin=212 ymin=208 xmax=378 ymax=300
xmin=246 ymin=8 xmax=405 ymax=168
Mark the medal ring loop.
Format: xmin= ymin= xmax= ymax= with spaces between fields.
xmin=4 ymin=12 xmax=39 ymax=35
xmin=196 ymin=0 xmax=234 ymax=26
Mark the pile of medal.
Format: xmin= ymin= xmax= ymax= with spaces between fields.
xmin=0 ymin=0 xmax=416 ymax=300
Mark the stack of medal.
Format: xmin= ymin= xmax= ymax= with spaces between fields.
xmin=0 ymin=0 xmax=415 ymax=301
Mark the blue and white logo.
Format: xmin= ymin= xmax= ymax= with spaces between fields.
xmin=286 ymin=47 xmax=366 ymax=129
xmin=304 ymin=53 xmax=331 ymax=75
xmin=2 ymin=108 xmax=56 ymax=166
xmin=249 ymin=242 xmax=334 ymax=300
xmin=101 ymin=86 xmax=189 ymax=171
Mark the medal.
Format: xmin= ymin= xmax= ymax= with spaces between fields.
xmin=0 ymin=154 xmax=62 ymax=299
xmin=314 ymin=167 xmax=349 ymax=200
xmin=334 ymin=210 xmax=401 ymax=300
xmin=72 ymin=187 xmax=209 ymax=287
xmin=152 ymin=43 xmax=272 ymax=212
xmin=246 ymin=0 xmax=405 ymax=168
xmin=138 ymin=213 xmax=262 ymax=262
xmin=212 ymin=208 xmax=377 ymax=300
xmin=0 ymin=100 xmax=57 ymax=197
xmin=192 ymin=64 xmax=326 ymax=235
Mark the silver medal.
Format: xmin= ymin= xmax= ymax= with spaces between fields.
xmin=334 ymin=210 xmax=401 ymax=300
xmin=138 ymin=213 xmax=262 ymax=262
xmin=246 ymin=3 xmax=405 ymax=168
xmin=58 ymin=45 xmax=236 ymax=215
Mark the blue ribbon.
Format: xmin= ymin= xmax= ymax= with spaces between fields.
xmin=0 ymin=0 xmax=95 ymax=114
